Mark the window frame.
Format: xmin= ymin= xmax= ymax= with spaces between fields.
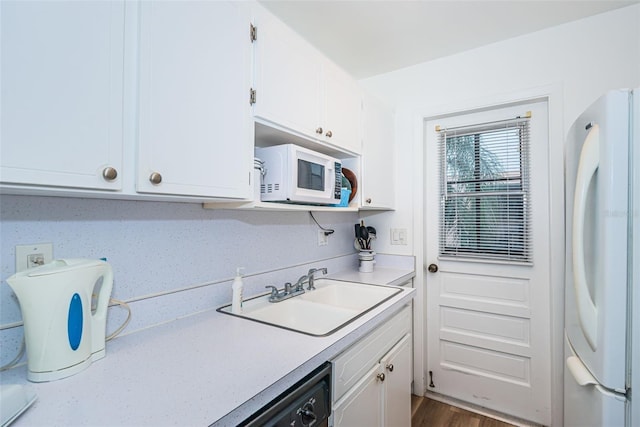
xmin=438 ymin=118 xmax=532 ymax=264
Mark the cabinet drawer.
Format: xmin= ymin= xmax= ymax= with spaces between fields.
xmin=332 ymin=304 xmax=411 ymax=402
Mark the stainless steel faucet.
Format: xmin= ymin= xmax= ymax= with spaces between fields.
xmin=294 ymin=275 xmax=308 ymax=292
xmin=306 ymin=267 xmax=327 ymax=290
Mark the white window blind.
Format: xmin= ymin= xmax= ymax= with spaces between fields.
xmin=438 ymin=117 xmax=531 ymax=263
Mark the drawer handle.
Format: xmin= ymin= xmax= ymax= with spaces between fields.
xmin=149 ymin=172 xmax=162 ymax=185
xmin=316 ymin=127 xmax=323 ymax=134
xmin=377 ymin=372 xmax=385 ymax=382
xmin=386 ymin=363 xmax=394 ymax=372
xmin=325 ymin=130 xmax=333 ymax=138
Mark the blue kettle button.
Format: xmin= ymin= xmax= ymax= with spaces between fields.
xmin=67 ymin=293 xmax=83 ymax=351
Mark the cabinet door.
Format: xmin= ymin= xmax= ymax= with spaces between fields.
xmin=360 ymin=93 xmax=395 ymax=209
xmin=333 ymin=365 xmax=383 ymax=427
xmin=253 ymin=11 xmax=322 ymax=139
xmin=1 ymin=1 xmax=124 ymax=191
xmin=322 ymin=62 xmax=362 ymax=154
xmin=382 ymin=334 xmax=412 ymax=427
xmin=137 ymin=1 xmax=252 ymax=198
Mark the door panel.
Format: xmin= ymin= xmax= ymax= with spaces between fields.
xmin=383 ymin=334 xmax=412 ymax=427
xmin=137 ymin=1 xmax=252 ymax=198
xmin=1 ymin=0 xmax=124 ymax=190
xmin=332 ymin=365 xmax=382 ymax=427
xmin=425 ymin=101 xmax=550 ymax=425
xmin=564 ymin=90 xmax=629 ymax=391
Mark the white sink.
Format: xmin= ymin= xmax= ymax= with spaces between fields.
xmin=218 ymin=279 xmax=402 ymax=336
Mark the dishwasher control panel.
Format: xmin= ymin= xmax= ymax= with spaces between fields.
xmin=242 ymin=363 xmax=331 ymax=427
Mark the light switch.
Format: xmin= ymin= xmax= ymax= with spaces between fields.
xmin=390 ymin=228 xmax=408 ymax=245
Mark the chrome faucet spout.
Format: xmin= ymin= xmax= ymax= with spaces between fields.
xmin=306 ymin=267 xmax=328 ymax=290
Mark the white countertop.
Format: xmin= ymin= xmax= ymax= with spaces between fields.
xmin=1 ymin=266 xmax=415 ymax=426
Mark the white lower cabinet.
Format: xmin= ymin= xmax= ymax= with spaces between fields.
xmin=331 ymin=305 xmax=412 ymax=427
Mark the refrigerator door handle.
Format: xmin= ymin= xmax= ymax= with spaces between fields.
xmin=567 ymin=356 xmax=627 ymax=401
xmin=567 ymin=355 xmax=597 ymax=386
xmin=572 ymin=124 xmax=600 ymax=351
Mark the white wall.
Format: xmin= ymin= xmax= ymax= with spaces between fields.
xmin=0 ymin=195 xmax=359 ymax=365
xmin=360 ymin=5 xmax=640 ymax=425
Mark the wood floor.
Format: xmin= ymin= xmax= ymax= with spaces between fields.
xmin=412 ymin=395 xmax=516 ymax=427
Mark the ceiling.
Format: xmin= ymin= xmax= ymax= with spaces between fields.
xmin=258 ymin=0 xmax=639 ymax=79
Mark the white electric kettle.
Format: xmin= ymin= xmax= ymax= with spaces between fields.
xmin=6 ymin=259 xmax=113 ymax=382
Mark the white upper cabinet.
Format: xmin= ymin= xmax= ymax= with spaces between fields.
xmin=360 ymin=93 xmax=395 ymax=210
xmin=0 ymin=1 xmax=125 ymax=191
xmin=322 ymin=62 xmax=362 ymax=154
xmin=137 ymin=1 xmax=253 ymax=199
xmin=252 ymin=10 xmax=362 ymax=155
xmin=253 ymin=12 xmax=322 ymax=141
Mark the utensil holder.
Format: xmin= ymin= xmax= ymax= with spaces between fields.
xmin=358 ymin=250 xmax=376 ymax=273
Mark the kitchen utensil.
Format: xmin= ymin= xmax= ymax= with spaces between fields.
xmin=354 ymin=224 xmax=365 ymax=250
xmin=359 ymin=225 xmax=370 ymax=249
xmin=6 ymin=259 xmax=113 ymax=382
xmin=366 ymin=226 xmax=377 ymax=238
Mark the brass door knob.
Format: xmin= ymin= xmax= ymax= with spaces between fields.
xmin=428 ymin=264 xmax=438 ymax=273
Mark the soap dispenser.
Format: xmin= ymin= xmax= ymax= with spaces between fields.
xmin=231 ymin=267 xmax=245 ymax=314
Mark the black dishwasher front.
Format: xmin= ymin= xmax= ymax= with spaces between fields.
xmin=239 ymin=362 xmax=331 ymax=427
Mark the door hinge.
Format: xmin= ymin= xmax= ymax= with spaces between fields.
xmin=249 ymin=88 xmax=256 ymax=105
xmin=250 ymin=24 xmax=257 ymax=42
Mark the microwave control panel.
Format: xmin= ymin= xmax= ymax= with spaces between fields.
xmin=334 ymin=162 xmax=343 ymax=199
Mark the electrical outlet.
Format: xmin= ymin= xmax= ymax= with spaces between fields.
xmin=15 ymin=243 xmax=53 ymax=272
xmin=317 ymin=230 xmax=329 ymax=246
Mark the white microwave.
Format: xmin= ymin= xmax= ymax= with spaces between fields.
xmin=256 ymin=144 xmax=342 ymax=205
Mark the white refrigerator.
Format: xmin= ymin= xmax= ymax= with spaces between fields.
xmin=564 ymin=88 xmax=639 ymax=426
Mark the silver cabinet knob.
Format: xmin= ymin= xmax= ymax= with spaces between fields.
xmin=325 ymin=130 xmax=333 ymax=138
xmin=428 ymin=263 xmax=439 ymax=273
xmin=315 ymin=127 xmax=323 ymax=134
xmin=377 ymin=372 xmax=385 ymax=382
xmin=149 ymin=172 xmax=162 ymax=185
xmin=366 ymin=198 xmax=372 ymax=204
xmin=386 ymin=363 xmax=394 ymax=372
xmin=102 ymin=167 xmax=118 ymax=181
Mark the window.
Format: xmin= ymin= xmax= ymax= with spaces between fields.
xmin=438 ymin=118 xmax=531 ymax=262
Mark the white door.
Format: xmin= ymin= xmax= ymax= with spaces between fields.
xmin=360 ymin=93 xmax=395 ymax=210
xmin=0 ymin=0 xmax=124 ymax=191
xmin=424 ymin=101 xmax=551 ymax=425
xmin=322 ymin=61 xmax=362 ymax=154
xmin=564 ymin=90 xmax=629 ymax=391
xmin=252 ymin=10 xmax=322 ymax=138
xmin=383 ymin=334 xmax=412 ymax=427
xmin=137 ymin=1 xmax=252 ymax=198
xmin=332 ymin=365 xmax=383 ymax=427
